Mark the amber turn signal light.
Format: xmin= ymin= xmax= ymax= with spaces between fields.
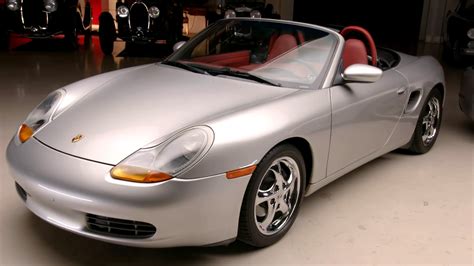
xmin=18 ymin=124 xmax=34 ymax=143
xmin=226 ymin=165 xmax=257 ymax=179
xmin=110 ymin=165 xmax=173 ymax=183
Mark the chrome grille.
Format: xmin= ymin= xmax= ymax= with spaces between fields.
xmin=129 ymin=2 xmax=149 ymax=32
xmin=20 ymin=0 xmax=47 ymax=27
xmin=86 ymin=214 xmax=156 ymax=239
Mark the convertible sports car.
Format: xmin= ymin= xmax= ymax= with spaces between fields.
xmin=6 ymin=19 xmax=445 ymax=248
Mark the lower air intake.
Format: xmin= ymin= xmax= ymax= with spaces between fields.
xmin=86 ymin=214 xmax=156 ymax=239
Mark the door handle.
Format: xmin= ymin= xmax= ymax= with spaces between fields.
xmin=397 ymin=87 xmax=407 ymax=95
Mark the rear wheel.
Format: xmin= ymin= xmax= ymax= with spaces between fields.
xmin=99 ymin=12 xmax=116 ymax=55
xmin=238 ymin=144 xmax=306 ymax=247
xmin=408 ymin=89 xmax=443 ymax=154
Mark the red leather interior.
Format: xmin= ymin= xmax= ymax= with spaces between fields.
xmin=267 ymin=34 xmax=298 ymax=61
xmin=341 ymin=26 xmax=377 ymax=66
xmin=192 ymin=50 xmax=250 ymax=68
xmin=342 ymin=39 xmax=368 ymax=70
xmin=268 ymin=33 xmax=279 ymax=52
xmin=297 ymin=31 xmax=305 ymax=44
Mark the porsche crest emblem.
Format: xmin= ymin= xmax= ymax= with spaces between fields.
xmin=71 ymin=134 xmax=84 ymax=143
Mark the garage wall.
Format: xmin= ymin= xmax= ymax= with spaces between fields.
xmin=292 ymin=0 xmax=425 ymax=55
xmin=419 ymin=0 xmax=459 ymax=43
xmin=266 ymin=0 xmax=294 ymax=20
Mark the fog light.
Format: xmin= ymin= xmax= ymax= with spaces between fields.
xmin=468 ymin=28 xmax=474 ymax=40
xmin=7 ymin=0 xmax=19 ymax=11
xmin=250 ymin=10 xmax=262 ymax=18
xmin=225 ymin=10 xmax=236 ymax=18
xmin=468 ymin=41 xmax=474 ymax=49
xmin=117 ymin=5 xmax=129 ymax=18
xmin=44 ymin=0 xmax=57 ymax=12
xmin=148 ymin=6 xmax=160 ymax=18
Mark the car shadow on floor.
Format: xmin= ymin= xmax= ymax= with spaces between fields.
xmin=116 ymin=43 xmax=172 ymax=59
xmin=11 ymin=37 xmax=92 ymax=52
xmin=22 ymin=156 xmax=399 ymax=265
xmin=25 ymin=211 xmax=260 ymax=265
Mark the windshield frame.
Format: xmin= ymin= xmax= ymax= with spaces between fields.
xmin=164 ymin=18 xmax=343 ymax=90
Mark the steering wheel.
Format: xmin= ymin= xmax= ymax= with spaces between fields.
xmin=341 ymin=26 xmax=378 ymax=66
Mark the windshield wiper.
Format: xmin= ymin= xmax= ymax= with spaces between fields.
xmin=208 ymin=67 xmax=281 ymax=87
xmin=161 ymin=60 xmax=209 ymax=75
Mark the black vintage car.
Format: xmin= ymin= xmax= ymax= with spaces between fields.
xmin=98 ymin=0 xmax=183 ymax=55
xmin=1 ymin=0 xmax=92 ymax=48
xmin=218 ymin=0 xmax=279 ymax=19
xmin=445 ymin=0 xmax=474 ymax=63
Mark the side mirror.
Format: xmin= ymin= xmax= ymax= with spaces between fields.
xmin=342 ymin=64 xmax=383 ymax=83
xmin=173 ymin=41 xmax=186 ymax=52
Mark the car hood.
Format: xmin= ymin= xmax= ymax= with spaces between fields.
xmin=35 ymin=64 xmax=295 ymax=165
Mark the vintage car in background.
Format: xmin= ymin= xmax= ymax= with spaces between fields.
xmin=445 ymin=0 xmax=474 ymax=64
xmin=98 ymin=0 xmax=184 ymax=55
xmin=1 ymin=0 xmax=92 ymax=48
xmin=460 ymin=66 xmax=474 ymax=120
xmin=219 ymin=0 xmax=279 ymax=19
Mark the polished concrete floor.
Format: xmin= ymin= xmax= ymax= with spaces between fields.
xmin=0 ymin=38 xmax=472 ymax=265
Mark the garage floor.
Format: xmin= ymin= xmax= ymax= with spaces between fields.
xmin=0 ymin=38 xmax=472 ymax=265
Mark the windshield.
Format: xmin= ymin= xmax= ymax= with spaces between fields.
xmin=166 ymin=19 xmax=338 ymax=89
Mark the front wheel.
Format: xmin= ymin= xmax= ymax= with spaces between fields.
xmin=99 ymin=12 xmax=116 ymax=55
xmin=408 ymin=89 xmax=443 ymax=154
xmin=238 ymin=144 xmax=306 ymax=247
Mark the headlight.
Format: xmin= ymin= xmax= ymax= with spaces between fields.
xmin=110 ymin=127 xmax=214 ymax=183
xmin=117 ymin=5 xmax=129 ymax=18
xmin=44 ymin=0 xmax=57 ymax=12
xmin=250 ymin=10 xmax=261 ymax=18
xmin=468 ymin=28 xmax=474 ymax=40
xmin=225 ymin=9 xmax=236 ymax=18
xmin=18 ymin=90 xmax=65 ymax=143
xmin=148 ymin=6 xmax=160 ymax=18
xmin=6 ymin=0 xmax=19 ymax=11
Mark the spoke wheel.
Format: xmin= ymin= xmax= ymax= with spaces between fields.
xmin=238 ymin=144 xmax=306 ymax=247
xmin=255 ymin=157 xmax=300 ymax=236
xmin=408 ymin=89 xmax=443 ymax=154
xmin=421 ymin=97 xmax=440 ymax=146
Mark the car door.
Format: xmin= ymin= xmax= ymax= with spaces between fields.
xmin=327 ymin=68 xmax=409 ymax=175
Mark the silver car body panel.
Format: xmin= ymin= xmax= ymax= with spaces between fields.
xmin=6 ymin=18 xmax=446 ymax=247
xmin=7 ymin=138 xmax=250 ymax=247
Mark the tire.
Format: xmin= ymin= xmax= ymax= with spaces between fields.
xmin=408 ymin=89 xmax=443 ymax=154
xmin=99 ymin=12 xmax=116 ymax=55
xmin=238 ymin=144 xmax=306 ymax=247
xmin=0 ymin=31 xmax=9 ymax=50
xmin=64 ymin=8 xmax=79 ymax=49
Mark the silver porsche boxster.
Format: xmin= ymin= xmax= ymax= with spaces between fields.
xmin=6 ymin=18 xmax=445 ymax=248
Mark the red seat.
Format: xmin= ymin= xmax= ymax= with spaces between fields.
xmin=267 ymin=34 xmax=298 ymax=61
xmin=342 ymin=39 xmax=368 ymax=70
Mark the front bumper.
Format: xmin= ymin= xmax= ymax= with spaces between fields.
xmin=6 ymin=137 xmax=250 ymax=247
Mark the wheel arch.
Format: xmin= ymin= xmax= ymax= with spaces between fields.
xmin=271 ymin=137 xmax=314 ymax=192
xmin=432 ymin=82 xmax=445 ymax=106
